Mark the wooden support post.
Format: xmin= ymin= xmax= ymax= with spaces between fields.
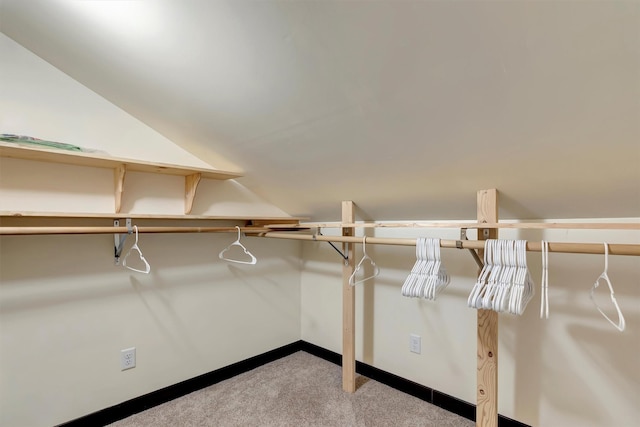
xmin=477 ymin=189 xmax=499 ymax=427
xmin=342 ymin=200 xmax=356 ymax=392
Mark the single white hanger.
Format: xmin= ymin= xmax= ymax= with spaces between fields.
xmin=424 ymin=238 xmax=449 ymax=300
xmin=540 ymin=240 xmax=550 ymax=319
xmin=508 ymin=240 xmax=534 ymax=316
xmin=469 ymin=239 xmax=493 ymax=309
xmin=122 ymin=225 xmax=151 ymax=274
xmin=402 ymin=237 xmax=425 ymax=297
xmin=413 ymin=238 xmax=430 ymax=297
xmin=484 ymin=239 xmax=504 ymax=311
xmin=349 ymin=236 xmax=380 ymax=286
xmin=219 ymin=226 xmax=257 ymax=265
xmin=493 ymin=240 xmax=512 ymax=313
xmin=590 ymin=243 xmax=625 ymax=332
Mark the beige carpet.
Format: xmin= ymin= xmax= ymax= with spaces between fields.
xmin=109 ymin=351 xmax=474 ymax=427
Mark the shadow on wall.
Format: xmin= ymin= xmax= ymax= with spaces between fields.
xmin=502 ymin=227 xmax=639 ymax=426
xmin=0 ymin=233 xmax=300 ymax=314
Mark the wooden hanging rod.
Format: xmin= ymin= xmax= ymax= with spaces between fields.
xmin=0 ymin=226 xmax=271 ymax=235
xmin=258 ymin=232 xmax=640 ymax=256
xmin=1 ymin=227 xmax=638 ymax=255
xmin=267 ymin=221 xmax=640 ymax=230
xmin=0 ymin=211 xmax=305 ymax=222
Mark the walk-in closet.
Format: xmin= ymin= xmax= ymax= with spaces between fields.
xmin=1 ymin=2 xmax=638 ymax=427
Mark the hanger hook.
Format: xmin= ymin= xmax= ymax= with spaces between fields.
xmin=603 ymin=242 xmax=609 ymax=273
xmin=133 ymin=225 xmax=139 ymax=245
xmin=236 ymin=225 xmax=241 ymax=241
xmin=362 ymin=236 xmax=367 ymax=256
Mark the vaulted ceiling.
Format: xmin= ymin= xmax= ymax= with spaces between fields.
xmin=1 ymin=1 xmax=638 ymax=220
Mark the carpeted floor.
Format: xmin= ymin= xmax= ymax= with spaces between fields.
xmin=109 ymin=351 xmax=474 ymax=427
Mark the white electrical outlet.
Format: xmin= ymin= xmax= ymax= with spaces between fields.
xmin=409 ymin=334 xmax=421 ymax=354
xmin=121 ymin=347 xmax=136 ymax=370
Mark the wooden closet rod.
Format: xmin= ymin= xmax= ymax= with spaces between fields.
xmin=268 ymin=222 xmax=640 ymax=230
xmin=1 ymin=227 xmax=638 ymax=256
xmin=259 ymin=232 xmax=640 ymax=256
xmin=0 ymin=226 xmax=269 ymax=235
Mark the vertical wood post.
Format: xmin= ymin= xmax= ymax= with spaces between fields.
xmin=477 ymin=189 xmax=499 ymax=427
xmin=342 ymin=201 xmax=356 ymax=392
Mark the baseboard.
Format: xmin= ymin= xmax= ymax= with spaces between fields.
xmin=58 ymin=341 xmax=304 ymax=427
xmin=60 ymin=340 xmax=529 ymax=427
xmin=299 ymin=341 xmax=530 ymax=427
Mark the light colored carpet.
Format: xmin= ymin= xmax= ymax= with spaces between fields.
xmin=109 ymin=351 xmax=474 ymax=427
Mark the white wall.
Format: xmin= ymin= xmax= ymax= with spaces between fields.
xmin=0 ymin=34 xmax=302 ymax=426
xmin=301 ymin=220 xmax=640 ymax=427
xmin=1 ymin=229 xmax=301 ymax=426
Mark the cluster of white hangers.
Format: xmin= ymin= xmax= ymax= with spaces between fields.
xmin=216 ymin=231 xmax=624 ymax=330
xmin=119 ymin=225 xmax=625 ymax=331
xmin=401 ymin=238 xmax=450 ymax=300
xmin=468 ymin=239 xmax=534 ymax=315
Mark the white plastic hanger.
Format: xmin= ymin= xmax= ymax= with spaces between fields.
xmin=590 ymin=243 xmax=625 ymax=332
xmin=349 ymin=236 xmax=380 ymax=286
xmin=468 ymin=239 xmax=534 ymax=315
xmin=540 ymin=240 xmax=549 ymax=319
xmin=413 ymin=238 xmax=430 ymax=297
xmin=424 ymin=238 xmax=449 ymax=300
xmin=468 ymin=239 xmax=493 ymax=309
xmin=492 ymin=240 xmax=512 ymax=313
xmin=483 ymin=239 xmax=504 ymax=311
xmin=402 ymin=237 xmax=425 ymax=297
xmin=219 ymin=226 xmax=257 ymax=265
xmin=122 ymin=225 xmax=151 ymax=274
xmin=511 ymin=240 xmax=534 ymax=316
xmin=401 ymin=237 xmax=449 ymax=300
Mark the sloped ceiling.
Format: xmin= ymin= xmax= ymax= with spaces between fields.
xmin=1 ymin=0 xmax=638 ymax=221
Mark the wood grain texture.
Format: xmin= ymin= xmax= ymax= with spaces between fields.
xmin=0 ymin=211 xmax=302 ymax=221
xmin=0 ymin=226 xmax=273 ymax=235
xmin=477 ymin=189 xmax=498 ymax=427
xmin=114 ymin=164 xmax=126 ymax=214
xmin=342 ymin=201 xmax=357 ymax=393
xmin=184 ymin=173 xmax=202 ymax=215
xmin=283 ymin=221 xmax=640 ymax=230
xmin=0 ymin=141 xmax=241 ymax=180
xmin=259 ymin=233 xmax=640 ymax=256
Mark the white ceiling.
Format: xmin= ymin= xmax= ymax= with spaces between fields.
xmin=1 ymin=0 xmax=638 ymax=221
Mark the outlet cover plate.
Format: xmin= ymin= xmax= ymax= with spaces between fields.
xmin=410 ymin=334 xmax=421 ymax=354
xmin=121 ymin=347 xmax=136 ymax=370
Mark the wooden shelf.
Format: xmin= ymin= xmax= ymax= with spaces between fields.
xmin=0 ymin=142 xmax=241 ymax=179
xmin=0 ymin=142 xmax=243 ymax=214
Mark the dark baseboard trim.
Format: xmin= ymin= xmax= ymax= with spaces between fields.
xmin=298 ymin=340 xmax=342 ymax=365
xmin=58 ymin=341 xmax=304 ymax=427
xmin=300 ymin=341 xmax=530 ymax=427
xmin=60 ymin=340 xmax=529 ymax=427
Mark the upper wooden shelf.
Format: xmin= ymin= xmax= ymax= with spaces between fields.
xmin=0 ymin=141 xmax=242 ymax=180
xmin=0 ymin=142 xmax=244 ymax=214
